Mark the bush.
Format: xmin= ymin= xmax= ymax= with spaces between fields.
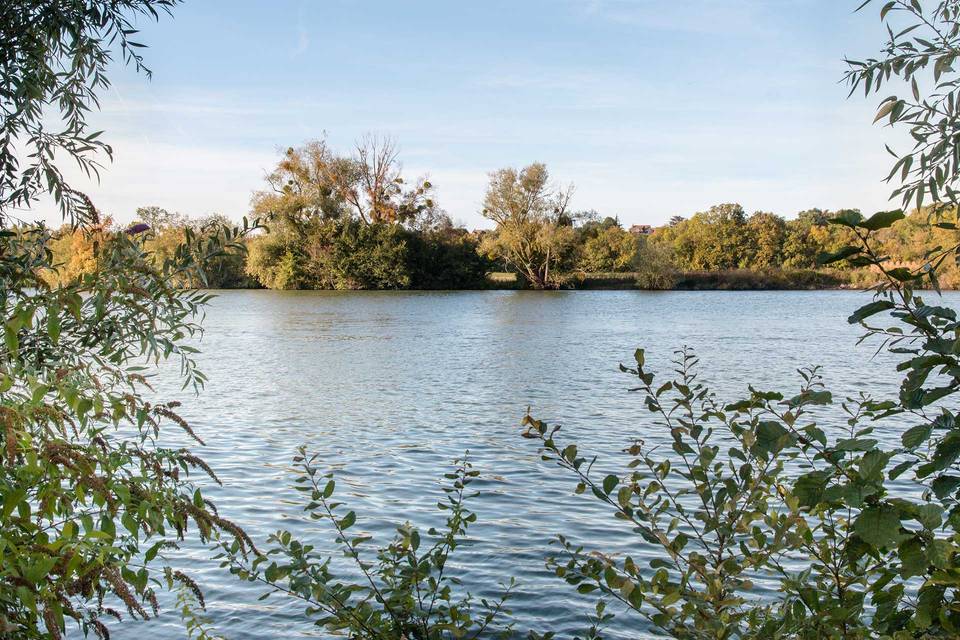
xmin=248 ymin=219 xmax=493 ymax=291
xmin=246 ymin=226 xmax=311 ymax=290
xmin=220 ymin=449 xmax=522 ymax=639
xmin=408 ymin=228 xmax=493 ymax=289
xmin=0 ymin=222 xmax=257 ymax=638
xmin=672 ymin=268 xmax=848 ymax=290
xmin=305 ymin=219 xmax=412 ymax=289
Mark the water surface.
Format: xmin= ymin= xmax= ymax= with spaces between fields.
xmin=121 ymin=290 xmax=948 ymax=639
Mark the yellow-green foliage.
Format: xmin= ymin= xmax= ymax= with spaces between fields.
xmin=649 ymin=205 xmax=855 ymax=272
xmin=43 ymin=210 xmax=255 ymax=290
xmin=870 ymin=209 xmax=960 ymax=287
xmin=578 ymin=224 xmax=639 ymax=272
xmin=632 ymin=237 xmax=676 ymax=289
xmin=42 ymin=220 xmax=115 ymax=287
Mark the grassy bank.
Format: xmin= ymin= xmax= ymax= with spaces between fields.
xmin=485 ymin=269 xmax=861 ymax=290
xmin=672 ymin=268 xmax=852 ymax=290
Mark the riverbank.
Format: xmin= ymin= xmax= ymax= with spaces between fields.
xmin=486 ymin=269 xmax=862 ymax=290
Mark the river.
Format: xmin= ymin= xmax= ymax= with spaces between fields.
xmin=119 ymin=289 xmax=947 ymax=639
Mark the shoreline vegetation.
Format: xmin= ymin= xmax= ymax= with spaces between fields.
xmin=38 ymin=139 xmax=960 ymax=293
xmin=495 ymin=268 xmax=858 ymax=290
xmin=40 ymin=200 xmax=947 ymax=292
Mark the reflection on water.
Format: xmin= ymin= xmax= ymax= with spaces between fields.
xmin=118 ymin=289 xmax=951 ymax=639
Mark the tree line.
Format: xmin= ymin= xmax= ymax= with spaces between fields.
xmin=42 ymin=149 xmax=960 ymax=290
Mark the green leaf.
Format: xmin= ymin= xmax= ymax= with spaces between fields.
xmin=829 ymin=210 xmax=865 ymax=228
xmin=4 ymin=324 xmax=18 ymax=358
xmin=854 ymin=505 xmax=903 ymax=548
xmin=786 ymin=390 xmax=833 ymax=408
xmin=793 ymin=471 xmax=830 ymax=508
xmin=602 ymin=474 xmax=619 ymax=495
xmin=902 ymin=424 xmax=933 ymax=449
xmin=823 ymin=482 xmax=877 ymax=508
xmin=916 ymin=504 xmax=943 ymax=530
xmin=858 ymin=209 xmax=905 ymax=230
xmin=47 ymin=309 xmax=61 ymax=343
xmin=859 ymin=450 xmax=890 ymax=481
xmin=754 ymin=421 xmax=795 ymax=455
xmin=848 ymin=300 xmax=895 ymax=324
xmin=835 ymin=437 xmax=878 ymax=452
xmin=932 ymin=475 xmax=960 ymax=499
xmin=817 ymin=246 xmax=861 ymax=265
xmin=899 ymin=538 xmax=926 ymax=577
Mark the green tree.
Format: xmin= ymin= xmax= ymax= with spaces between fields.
xmin=577 ymin=222 xmax=639 ymax=273
xmin=744 ymin=211 xmax=786 ymax=268
xmin=479 ymin=163 xmax=576 ymax=289
xmin=652 ymin=204 xmax=751 ymax=271
xmin=632 ymin=236 xmax=676 ymax=289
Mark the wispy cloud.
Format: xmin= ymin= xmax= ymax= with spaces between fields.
xmin=577 ymin=0 xmax=784 ymax=36
xmin=27 ymin=136 xmax=276 ymax=225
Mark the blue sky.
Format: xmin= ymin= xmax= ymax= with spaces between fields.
xmin=38 ymin=0 xmax=906 ymax=228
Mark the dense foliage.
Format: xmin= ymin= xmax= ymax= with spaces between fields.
xmin=244 ymin=140 xmax=493 ymax=290
xmin=44 ymin=209 xmax=256 ymax=290
xmin=246 ymin=216 xmax=491 ymax=291
xmin=0 ymin=1 xmax=258 ymax=637
xmin=37 ymin=200 xmax=960 ymax=291
xmin=0 ymin=220 xmax=257 ymax=638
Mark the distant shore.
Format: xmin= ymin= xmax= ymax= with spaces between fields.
xmin=206 ymin=269 xmax=890 ymax=292
xmin=486 ymin=269 xmax=865 ymax=291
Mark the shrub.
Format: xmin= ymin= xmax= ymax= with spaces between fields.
xmin=246 ymin=226 xmax=310 ymax=290
xmin=408 ymin=229 xmax=493 ymax=290
xmin=0 ymin=222 xmax=258 ymax=637
xmin=306 ymin=220 xmax=412 ymax=289
xmin=220 ymin=448 xmax=521 ymax=639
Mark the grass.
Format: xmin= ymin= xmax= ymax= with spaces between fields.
xmin=485 ymin=269 xmax=859 ymax=290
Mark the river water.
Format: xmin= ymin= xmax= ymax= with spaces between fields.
xmin=116 ymin=289 xmax=953 ymax=639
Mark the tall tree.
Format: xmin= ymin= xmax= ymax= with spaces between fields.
xmin=252 ymin=136 xmax=439 ymax=228
xmin=745 ymin=211 xmax=786 ymax=268
xmin=479 ymin=163 xmax=575 ymax=289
